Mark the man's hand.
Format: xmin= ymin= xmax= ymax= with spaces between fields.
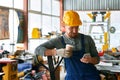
xmin=56 ymin=48 xmax=72 ymax=58
xmin=44 ymin=44 xmax=73 ymax=58
xmin=80 ymin=54 xmax=91 ymax=63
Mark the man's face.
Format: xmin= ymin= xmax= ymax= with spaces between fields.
xmin=65 ymin=26 xmax=79 ymax=38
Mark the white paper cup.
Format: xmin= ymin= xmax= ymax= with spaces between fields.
xmin=66 ymin=44 xmax=73 ymax=51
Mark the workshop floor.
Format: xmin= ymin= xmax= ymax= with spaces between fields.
xmin=60 ymin=66 xmax=66 ymax=80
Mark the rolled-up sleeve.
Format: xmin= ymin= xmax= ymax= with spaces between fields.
xmin=34 ymin=46 xmax=46 ymax=56
xmin=34 ymin=36 xmax=63 ymax=56
xmin=87 ymin=35 xmax=100 ymax=62
xmin=87 ymin=36 xmax=99 ymax=57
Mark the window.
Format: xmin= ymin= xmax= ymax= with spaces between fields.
xmin=0 ymin=0 xmax=60 ymax=53
xmin=0 ymin=0 xmax=23 ymax=52
xmin=42 ymin=0 xmax=51 ymax=14
xmin=28 ymin=13 xmax=41 ymax=38
xmin=28 ymin=0 xmax=60 ymax=53
xmin=29 ymin=0 xmax=41 ymax=11
xmin=0 ymin=0 xmax=13 ymax=7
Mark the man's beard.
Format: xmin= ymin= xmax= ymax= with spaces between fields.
xmin=70 ymin=33 xmax=78 ymax=38
xmin=65 ymin=33 xmax=78 ymax=38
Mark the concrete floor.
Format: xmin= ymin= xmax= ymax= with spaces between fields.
xmin=60 ymin=66 xmax=66 ymax=80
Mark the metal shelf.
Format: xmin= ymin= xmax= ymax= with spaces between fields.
xmin=83 ymin=20 xmax=110 ymax=49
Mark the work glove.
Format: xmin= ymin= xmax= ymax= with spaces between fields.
xmin=56 ymin=48 xmax=72 ymax=58
xmin=56 ymin=44 xmax=73 ymax=58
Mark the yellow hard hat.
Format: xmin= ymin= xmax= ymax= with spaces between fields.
xmin=63 ymin=10 xmax=82 ymax=27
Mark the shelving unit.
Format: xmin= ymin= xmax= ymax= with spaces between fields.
xmin=83 ymin=20 xmax=110 ymax=50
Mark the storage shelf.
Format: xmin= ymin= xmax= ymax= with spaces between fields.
xmin=83 ymin=20 xmax=110 ymax=49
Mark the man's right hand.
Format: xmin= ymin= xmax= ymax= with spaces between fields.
xmin=56 ymin=48 xmax=72 ymax=58
xmin=44 ymin=46 xmax=73 ymax=58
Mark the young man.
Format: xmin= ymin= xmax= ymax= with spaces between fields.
xmin=34 ymin=10 xmax=101 ymax=80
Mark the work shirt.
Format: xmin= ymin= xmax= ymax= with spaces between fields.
xmin=34 ymin=33 xmax=100 ymax=80
xmin=34 ymin=33 xmax=99 ymax=58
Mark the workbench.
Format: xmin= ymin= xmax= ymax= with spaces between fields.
xmin=0 ymin=58 xmax=18 ymax=80
xmin=0 ymin=72 xmax=4 ymax=80
xmin=96 ymin=60 xmax=120 ymax=80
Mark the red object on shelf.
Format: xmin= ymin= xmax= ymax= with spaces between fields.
xmin=98 ymin=51 xmax=104 ymax=56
